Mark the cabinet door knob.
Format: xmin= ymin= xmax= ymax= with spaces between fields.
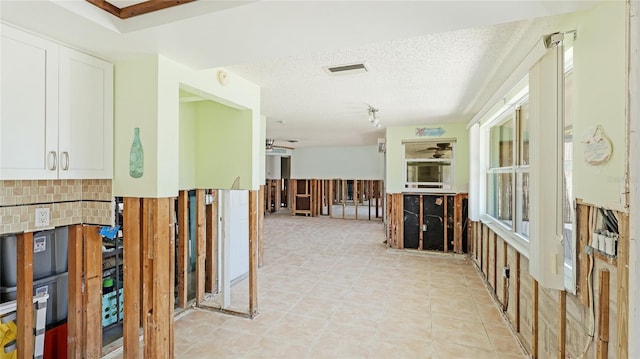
xmin=62 ymin=151 xmax=69 ymax=171
xmin=48 ymin=151 xmax=57 ymax=170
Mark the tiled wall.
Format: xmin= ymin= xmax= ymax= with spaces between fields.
xmin=0 ymin=179 xmax=113 ymax=234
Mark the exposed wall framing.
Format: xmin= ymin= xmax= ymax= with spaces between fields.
xmin=67 ymin=225 xmax=84 ymax=359
xmin=469 ymin=200 xmax=629 ymax=358
xmin=176 ymin=191 xmax=189 ymax=309
xmin=265 ymin=179 xmax=282 ymax=214
xmin=386 ymin=193 xmax=468 ymax=253
xmin=123 ymin=198 xmax=141 ymax=358
xmin=205 ymin=190 xmax=219 ymax=293
xmin=288 ymin=179 xmax=384 ymax=220
xmin=16 ymin=232 xmax=34 ymax=359
xmin=195 ymin=190 xmax=206 ymax=305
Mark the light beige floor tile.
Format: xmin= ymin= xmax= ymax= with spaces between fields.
xmin=167 ymin=214 xmax=525 ymax=358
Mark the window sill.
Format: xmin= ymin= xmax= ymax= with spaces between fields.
xmin=479 ymin=214 xmax=530 ymax=259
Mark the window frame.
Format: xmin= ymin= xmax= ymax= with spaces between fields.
xmin=402 ymin=139 xmax=456 ymax=192
xmin=483 ymin=95 xmax=530 ymax=247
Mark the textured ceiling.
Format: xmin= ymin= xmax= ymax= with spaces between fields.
xmin=228 ymin=14 xmax=572 ymax=148
xmin=0 ymin=1 xmax=591 ymax=149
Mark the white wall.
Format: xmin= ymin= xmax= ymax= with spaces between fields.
xmin=291 ymin=145 xmax=383 ymax=179
xmin=265 ymin=155 xmax=282 ymax=179
xmin=571 ymin=1 xmax=627 ymax=210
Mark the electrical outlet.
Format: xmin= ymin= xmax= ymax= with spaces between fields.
xmin=503 ymin=266 xmax=510 ymax=279
xmin=35 ymin=208 xmax=50 ymax=227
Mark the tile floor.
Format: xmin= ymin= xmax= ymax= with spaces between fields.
xmin=114 ymin=213 xmax=527 ymax=358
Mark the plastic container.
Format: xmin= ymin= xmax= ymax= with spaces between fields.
xmin=0 ymin=227 xmax=69 ymax=287
xmin=0 ymin=272 xmax=68 ymax=327
xmin=102 ymin=288 xmax=123 ymax=328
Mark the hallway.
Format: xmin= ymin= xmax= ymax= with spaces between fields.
xmin=173 ymin=214 xmax=526 ymax=358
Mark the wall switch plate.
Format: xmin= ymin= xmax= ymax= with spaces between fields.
xmin=35 ymin=208 xmax=50 ymax=227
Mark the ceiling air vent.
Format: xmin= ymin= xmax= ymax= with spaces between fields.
xmin=323 ymin=62 xmax=369 ymax=76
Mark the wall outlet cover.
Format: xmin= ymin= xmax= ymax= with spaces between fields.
xmin=35 ymin=208 xmax=50 ymax=227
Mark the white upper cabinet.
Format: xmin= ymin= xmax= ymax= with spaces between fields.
xmin=1 ymin=25 xmax=59 ymax=179
xmin=0 ymin=24 xmax=113 ymax=180
xmin=58 ymin=47 xmax=113 ymax=179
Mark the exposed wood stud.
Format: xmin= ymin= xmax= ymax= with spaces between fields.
xmin=516 ymin=251 xmax=521 ymax=332
xmin=419 ymin=194 xmax=424 ymax=250
xmin=616 ymin=213 xmax=629 ymax=358
xmin=291 ymin=179 xmax=297 ymax=215
xmin=532 ymin=279 xmax=539 ymax=359
xmin=84 ymin=226 xmax=103 ymax=358
xmin=176 ymin=191 xmax=188 ymax=308
xmin=141 ymin=198 xmax=153 ymax=357
xmin=484 ymin=228 xmax=489 ymax=277
xmin=205 ymin=191 xmax=218 ymax=292
xmin=502 ymin=240 xmax=508 ymax=306
xmin=342 ymin=180 xmax=346 ymax=219
xmin=453 ymin=194 xmax=461 ymax=252
xmin=558 ymin=290 xmax=567 ymax=359
xmin=266 ymin=180 xmax=272 ymax=213
xmin=444 ymin=195 xmax=448 ymax=252
xmin=67 ymin=225 xmax=84 ymax=359
xmin=559 ymin=290 xmax=566 ymax=359
xmin=386 ymin=193 xmax=392 ymax=244
xmin=380 ymin=181 xmax=385 ymax=219
xmin=368 ymin=180 xmax=373 ymax=220
xmin=354 ymin=180 xmax=359 ymax=220
xmin=16 ymin=232 xmax=34 ymax=359
xmin=123 ymin=198 xmax=142 ymax=358
xmin=328 ymin=180 xmax=334 ymax=217
xmin=576 ymin=201 xmax=590 ymax=306
xmin=150 ymin=198 xmax=172 ymax=359
xmin=195 ymin=189 xmax=206 ymax=304
xmin=375 ymin=180 xmax=380 ymax=218
xmin=597 ymin=269 xmax=610 ymax=359
xmin=492 ymin=232 xmax=497 ymax=293
xmin=395 ymin=193 xmax=404 ymax=249
xmin=258 ymin=186 xmax=265 ymax=267
xmin=276 ymin=179 xmax=282 ymax=213
xmin=249 ymin=190 xmax=259 ymax=317
xmin=168 ymin=198 xmax=176 ymax=359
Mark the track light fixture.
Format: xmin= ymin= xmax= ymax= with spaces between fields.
xmin=368 ymin=106 xmax=381 ymax=128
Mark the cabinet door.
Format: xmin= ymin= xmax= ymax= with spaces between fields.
xmin=0 ymin=25 xmax=59 ymax=179
xmin=58 ymin=47 xmax=113 ymax=179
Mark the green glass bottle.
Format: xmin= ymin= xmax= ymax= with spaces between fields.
xmin=129 ymin=127 xmax=144 ymax=178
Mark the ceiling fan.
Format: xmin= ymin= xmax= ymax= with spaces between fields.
xmin=415 ymin=142 xmax=453 ymax=158
xmin=266 ymin=138 xmax=299 ymax=151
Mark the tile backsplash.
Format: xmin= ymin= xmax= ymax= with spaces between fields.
xmin=0 ymin=179 xmax=113 ymax=234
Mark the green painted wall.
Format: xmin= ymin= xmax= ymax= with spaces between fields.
xmin=114 ymin=54 xmax=262 ymax=196
xmin=386 ymin=123 xmax=469 ymax=193
xmin=179 ymin=102 xmax=197 ymax=190
xmin=571 ymin=1 xmax=627 ymax=209
xmin=113 ymin=56 xmax=160 ymax=197
xmin=195 ymin=101 xmax=252 ymax=189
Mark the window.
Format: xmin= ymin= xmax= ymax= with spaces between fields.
xmin=563 ymin=48 xmax=575 ymax=290
xmin=486 ymin=99 xmax=529 ymax=237
xmin=404 ymin=140 xmax=454 ymax=190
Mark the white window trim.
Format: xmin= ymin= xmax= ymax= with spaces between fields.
xmin=482 ymin=91 xmax=530 ymax=246
xmin=402 ymin=139 xmax=456 ymax=193
xmin=479 ymin=213 xmax=530 ymax=258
